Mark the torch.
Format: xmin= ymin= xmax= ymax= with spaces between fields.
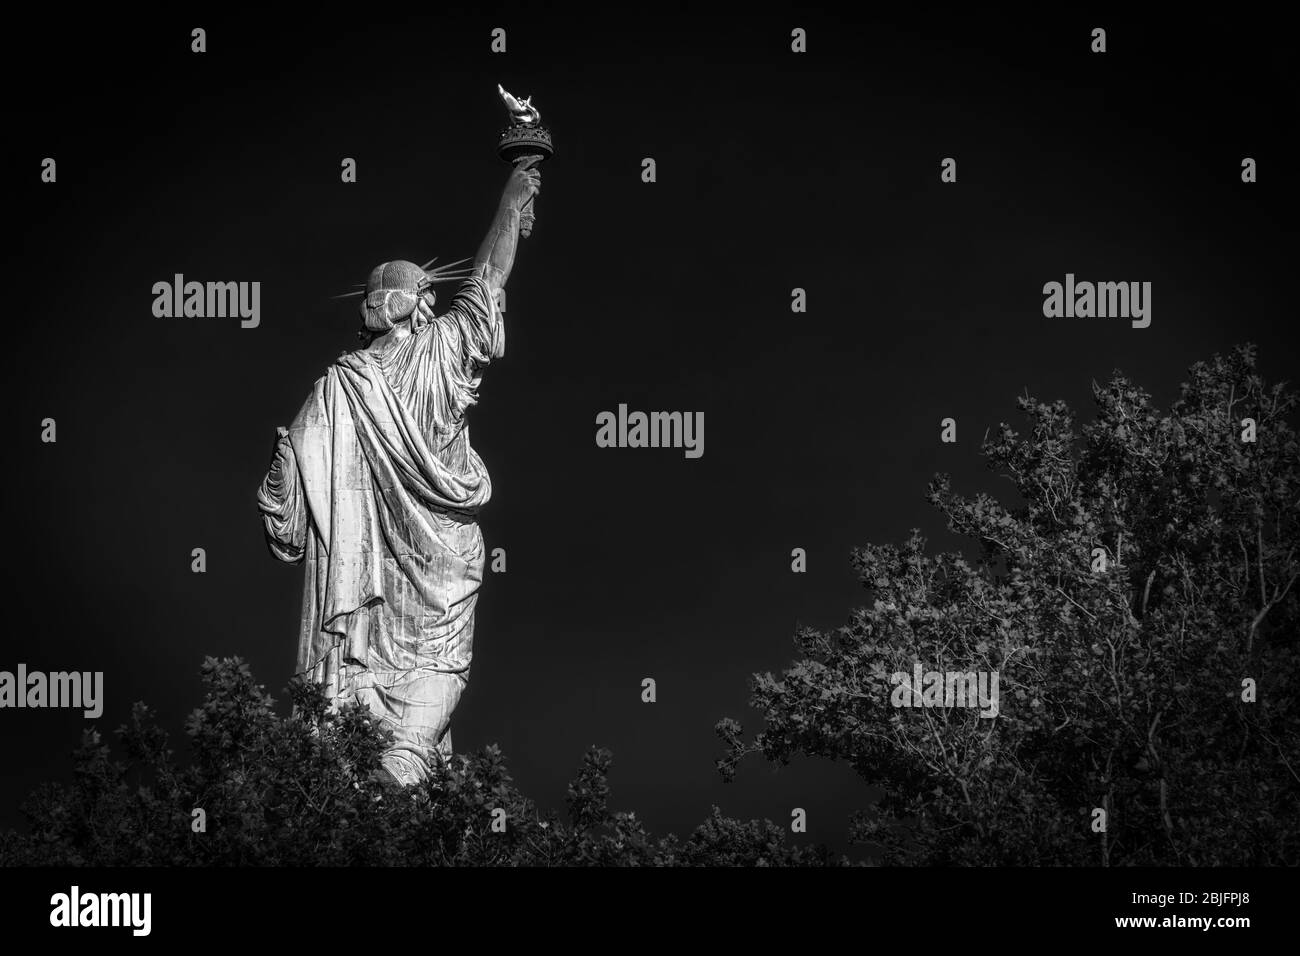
xmin=496 ymin=83 xmax=553 ymax=239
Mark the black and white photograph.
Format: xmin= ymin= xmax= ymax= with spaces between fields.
xmin=3 ymin=6 xmax=1295 ymax=943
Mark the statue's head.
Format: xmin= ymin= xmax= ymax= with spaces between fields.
xmin=360 ymin=260 xmax=436 ymax=333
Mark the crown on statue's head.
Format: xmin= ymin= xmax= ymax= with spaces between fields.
xmin=331 ymin=257 xmax=475 ymax=332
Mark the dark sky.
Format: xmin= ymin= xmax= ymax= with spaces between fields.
xmin=6 ymin=9 xmax=1296 ymax=857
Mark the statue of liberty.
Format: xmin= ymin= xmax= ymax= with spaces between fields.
xmin=256 ymin=150 xmax=541 ymax=787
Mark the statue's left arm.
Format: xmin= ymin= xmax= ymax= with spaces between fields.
xmin=257 ymin=426 xmax=308 ymax=563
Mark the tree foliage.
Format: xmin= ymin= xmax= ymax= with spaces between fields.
xmin=719 ymin=345 xmax=1299 ymax=865
xmin=1 ymin=658 xmax=841 ymax=866
xmin=8 ymin=345 xmax=1293 ymax=867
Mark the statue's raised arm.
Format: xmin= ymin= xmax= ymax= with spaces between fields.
xmin=472 ymin=157 xmax=540 ymax=295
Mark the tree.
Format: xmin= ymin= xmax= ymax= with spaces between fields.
xmin=718 ymin=344 xmax=1299 ymax=865
xmin=1 ymin=657 xmax=843 ymax=866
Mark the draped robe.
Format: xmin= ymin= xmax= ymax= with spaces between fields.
xmin=257 ymin=277 xmax=503 ymax=776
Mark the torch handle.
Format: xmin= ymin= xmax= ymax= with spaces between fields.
xmin=512 ymin=153 xmax=542 ymax=238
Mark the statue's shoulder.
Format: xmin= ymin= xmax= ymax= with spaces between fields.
xmin=332 ymin=346 xmax=376 ymax=371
